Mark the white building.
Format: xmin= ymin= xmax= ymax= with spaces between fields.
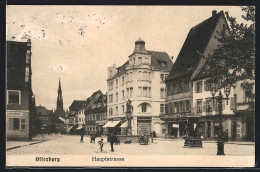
xmin=106 ymin=38 xmax=173 ymax=136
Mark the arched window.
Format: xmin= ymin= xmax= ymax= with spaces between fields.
xmin=142 ymin=103 xmax=147 ymax=112
xmin=143 ymin=71 xmax=149 ymax=80
xmin=138 ymin=57 xmax=142 ymax=64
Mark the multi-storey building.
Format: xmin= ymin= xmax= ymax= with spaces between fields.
xmin=36 ymin=105 xmax=54 ymax=128
xmin=85 ymin=93 xmax=107 ymax=135
xmin=6 ymin=39 xmax=36 ymax=141
xmin=106 ymin=39 xmax=173 ymax=136
xmin=68 ymin=100 xmax=86 ymax=133
xmin=161 ymin=10 xmax=231 ymax=138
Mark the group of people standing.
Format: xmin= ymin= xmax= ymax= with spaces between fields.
xmin=79 ymin=130 xmax=118 ymax=152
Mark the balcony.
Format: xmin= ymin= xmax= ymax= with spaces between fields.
xmin=236 ymin=101 xmax=255 ymax=111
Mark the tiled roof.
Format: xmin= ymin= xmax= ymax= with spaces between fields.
xmin=85 ymin=105 xmax=107 ymax=114
xmin=69 ymin=100 xmax=86 ymax=111
xmin=166 ymin=11 xmax=224 ymax=81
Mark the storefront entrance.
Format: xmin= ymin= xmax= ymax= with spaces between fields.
xmin=137 ymin=117 xmax=151 ymax=135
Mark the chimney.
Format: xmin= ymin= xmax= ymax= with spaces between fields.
xmin=212 ymin=10 xmax=217 ymax=17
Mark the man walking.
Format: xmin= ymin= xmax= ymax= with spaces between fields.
xmin=110 ymin=132 xmax=117 ymax=152
xmin=80 ymin=129 xmax=84 ymax=143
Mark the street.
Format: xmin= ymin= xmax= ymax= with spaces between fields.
xmin=6 ymin=135 xmax=254 ymax=156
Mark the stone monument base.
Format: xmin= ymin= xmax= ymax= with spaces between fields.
xmin=184 ymin=137 xmax=203 ymax=148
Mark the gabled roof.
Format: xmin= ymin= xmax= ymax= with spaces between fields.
xmin=166 ymin=11 xmax=224 ymax=81
xmin=69 ymin=100 xmax=86 ymax=111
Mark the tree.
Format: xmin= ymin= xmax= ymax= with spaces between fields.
xmin=206 ymin=6 xmax=255 ymax=88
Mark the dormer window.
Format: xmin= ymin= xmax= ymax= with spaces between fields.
xmin=157 ymin=59 xmax=167 ymax=67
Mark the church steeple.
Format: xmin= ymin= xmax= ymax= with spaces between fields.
xmin=56 ymin=78 xmax=64 ymax=115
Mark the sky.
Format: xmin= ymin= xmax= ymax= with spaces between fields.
xmin=6 ymin=5 xmax=247 ymax=110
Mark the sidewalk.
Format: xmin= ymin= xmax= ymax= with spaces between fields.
xmin=6 ymin=134 xmax=55 ymax=150
xmin=154 ymin=137 xmax=255 ymax=145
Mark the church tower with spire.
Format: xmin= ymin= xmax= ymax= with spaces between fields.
xmin=54 ymin=78 xmax=65 ymax=118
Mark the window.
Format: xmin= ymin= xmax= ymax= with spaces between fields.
xmin=143 ymin=71 xmax=149 ymax=80
xmin=109 ymin=94 xmax=113 ymax=103
xmin=129 ymin=72 xmax=133 ymax=81
xmin=25 ymin=67 xmax=29 ymax=83
xmin=173 ymin=84 xmax=178 ymax=94
xmin=185 ymin=100 xmax=190 ymax=112
xmin=109 ymin=108 xmax=113 ymax=116
xmin=184 ymin=81 xmax=189 ymax=91
xmin=204 ymin=80 xmax=211 ymax=91
xmin=8 ymin=90 xmax=20 ymax=104
xmin=160 ymin=88 xmax=166 ymax=99
xmin=129 ymin=87 xmax=133 ymax=97
xmin=116 ymin=92 xmax=118 ymax=102
xmin=160 ymin=104 xmax=164 ymax=113
xmin=116 ymin=106 xmax=118 ymax=115
xmin=149 ymin=87 xmax=151 ymax=97
xmin=160 ymin=74 xmax=164 ymax=82
xmin=179 ymin=101 xmax=184 ymax=112
xmin=126 ymin=73 xmax=129 ymax=82
xmin=138 ymin=87 xmax=142 ymax=97
xmin=122 ymin=90 xmax=125 ymax=99
xmin=122 ymin=105 xmax=125 ymax=114
xmin=165 ymin=104 xmax=168 ymax=114
xmin=142 ymin=104 xmax=147 ymax=112
xmin=116 ymin=79 xmax=118 ymax=88
xmin=122 ymin=76 xmax=124 ymax=86
xmin=133 ymin=57 xmax=135 ymax=64
xmin=9 ymin=118 xmax=21 ymax=130
xmin=109 ymin=81 xmax=113 ymax=90
xmin=197 ymin=100 xmax=202 ymax=112
xmin=179 ymin=81 xmax=184 ymax=93
xmin=138 ymin=71 xmax=143 ymax=80
xmin=196 ymin=81 xmax=202 ymax=93
xmin=174 ymin=102 xmax=179 ymax=113
xmin=206 ymin=99 xmax=213 ymax=112
xmin=143 ymin=87 xmax=148 ymax=97
xmin=138 ymin=57 xmax=142 ymax=64
xmin=149 ymin=72 xmax=151 ymax=80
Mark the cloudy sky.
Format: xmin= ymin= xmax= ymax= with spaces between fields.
xmin=6 ymin=5 xmax=246 ymax=110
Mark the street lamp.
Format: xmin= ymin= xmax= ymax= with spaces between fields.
xmin=210 ymin=81 xmax=230 ymax=155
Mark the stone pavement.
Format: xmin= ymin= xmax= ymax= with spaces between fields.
xmin=6 ymin=134 xmax=60 ymax=150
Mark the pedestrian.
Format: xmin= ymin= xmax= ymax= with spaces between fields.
xmin=80 ymin=129 xmax=84 ymax=143
xmin=110 ymin=132 xmax=117 ymax=152
xmin=90 ymin=132 xmax=93 ymax=143
xmin=92 ymin=132 xmax=96 ymax=143
xmin=98 ymin=139 xmax=104 ymax=152
xmin=150 ymin=132 xmax=153 ymax=143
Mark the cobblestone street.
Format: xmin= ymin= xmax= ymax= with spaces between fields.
xmin=6 ymin=135 xmax=255 ymax=156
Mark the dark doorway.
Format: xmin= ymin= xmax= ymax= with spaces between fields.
xmin=231 ymin=121 xmax=236 ymax=139
xmin=246 ymin=117 xmax=254 ymax=141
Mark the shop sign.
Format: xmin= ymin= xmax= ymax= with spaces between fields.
xmin=172 ymin=124 xmax=179 ymax=128
xmin=7 ymin=112 xmax=22 ymax=116
xmin=138 ymin=124 xmax=150 ymax=135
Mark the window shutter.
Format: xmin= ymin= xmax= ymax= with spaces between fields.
xmin=222 ymin=100 xmax=225 ymax=110
xmin=230 ymin=97 xmax=235 ymax=110
xmin=203 ymin=101 xmax=206 ymax=112
xmin=195 ymin=82 xmax=197 ymax=93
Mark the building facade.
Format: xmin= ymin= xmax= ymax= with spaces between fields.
xmin=161 ymin=10 xmax=230 ymax=138
xmin=85 ymin=93 xmax=107 ymax=135
xmin=6 ymin=39 xmax=36 ymax=141
xmin=106 ymin=39 xmax=173 ymax=136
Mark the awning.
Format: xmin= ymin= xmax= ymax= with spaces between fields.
xmin=102 ymin=121 xmax=121 ymax=128
xmin=68 ymin=126 xmax=73 ymax=130
xmin=75 ymin=126 xmax=83 ymax=130
xmin=120 ymin=121 xmax=128 ymax=128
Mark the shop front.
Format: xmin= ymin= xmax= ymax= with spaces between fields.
xmin=137 ymin=117 xmax=151 ymax=135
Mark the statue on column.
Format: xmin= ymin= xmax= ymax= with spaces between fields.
xmin=126 ymin=99 xmax=133 ymax=113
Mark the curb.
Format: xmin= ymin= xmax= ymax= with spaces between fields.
xmin=6 ymin=140 xmax=45 ymax=151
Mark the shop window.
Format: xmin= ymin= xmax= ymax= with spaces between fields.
xmin=7 ymin=90 xmax=20 ymax=104
xmin=9 ymin=118 xmax=20 ymax=130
